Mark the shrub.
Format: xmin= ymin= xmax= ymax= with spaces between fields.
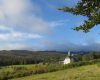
xmin=1 ymin=59 xmax=100 ymax=80
xmin=31 ymin=65 xmax=45 ymax=74
xmin=10 ymin=67 xmax=32 ymax=78
xmin=44 ymin=64 xmax=64 ymax=72
xmin=0 ymin=71 xmax=8 ymax=80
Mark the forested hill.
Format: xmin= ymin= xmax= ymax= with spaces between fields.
xmin=0 ymin=50 xmax=67 ymax=66
xmin=0 ymin=50 xmax=100 ymax=66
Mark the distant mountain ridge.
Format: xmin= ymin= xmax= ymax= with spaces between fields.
xmin=0 ymin=50 xmax=68 ymax=57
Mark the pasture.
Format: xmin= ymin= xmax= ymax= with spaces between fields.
xmin=12 ymin=64 xmax=100 ymax=80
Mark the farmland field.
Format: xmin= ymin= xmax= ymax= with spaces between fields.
xmin=12 ymin=64 xmax=100 ymax=80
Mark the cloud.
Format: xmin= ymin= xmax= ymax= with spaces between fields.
xmin=50 ymin=20 xmax=69 ymax=28
xmin=0 ymin=43 xmax=28 ymax=50
xmin=11 ymin=41 xmax=100 ymax=51
xmin=0 ymin=43 xmax=45 ymax=51
xmin=0 ymin=0 xmax=45 ymax=33
xmin=0 ymin=25 xmax=43 ymax=41
xmin=0 ymin=0 xmax=68 ymax=50
xmin=41 ymin=39 xmax=79 ymax=51
xmin=40 ymin=38 xmax=100 ymax=52
xmin=0 ymin=43 xmax=41 ymax=51
xmin=0 ymin=32 xmax=43 ymax=41
xmin=1 ymin=0 xmax=99 ymax=52
xmin=0 ymin=0 xmax=64 ymax=34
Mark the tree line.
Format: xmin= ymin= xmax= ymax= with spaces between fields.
xmin=0 ymin=50 xmax=66 ymax=66
xmin=76 ymin=52 xmax=100 ymax=61
xmin=0 ymin=50 xmax=100 ymax=66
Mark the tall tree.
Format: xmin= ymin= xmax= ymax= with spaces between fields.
xmin=58 ymin=0 xmax=100 ymax=32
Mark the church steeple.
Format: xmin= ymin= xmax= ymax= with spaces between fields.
xmin=68 ymin=51 xmax=71 ymax=57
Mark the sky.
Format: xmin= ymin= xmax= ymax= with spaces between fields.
xmin=0 ymin=0 xmax=100 ymax=51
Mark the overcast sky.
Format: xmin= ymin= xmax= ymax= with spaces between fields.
xmin=0 ymin=0 xmax=100 ymax=51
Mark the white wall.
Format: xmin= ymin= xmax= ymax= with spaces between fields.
xmin=63 ymin=57 xmax=70 ymax=64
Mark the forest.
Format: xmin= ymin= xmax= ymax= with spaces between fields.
xmin=0 ymin=50 xmax=66 ymax=66
xmin=0 ymin=50 xmax=100 ymax=66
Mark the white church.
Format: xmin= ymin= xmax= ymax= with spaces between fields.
xmin=63 ymin=51 xmax=74 ymax=64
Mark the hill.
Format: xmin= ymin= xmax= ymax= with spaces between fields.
xmin=1 ymin=50 xmax=100 ymax=66
xmin=12 ymin=64 xmax=100 ymax=80
xmin=0 ymin=50 xmax=67 ymax=66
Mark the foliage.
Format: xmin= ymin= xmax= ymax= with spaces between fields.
xmin=12 ymin=64 xmax=100 ymax=80
xmin=0 ymin=51 xmax=100 ymax=79
xmin=0 ymin=71 xmax=8 ymax=80
xmin=0 ymin=50 xmax=66 ymax=66
xmin=58 ymin=0 xmax=100 ymax=32
xmin=74 ymin=52 xmax=100 ymax=61
xmin=30 ymin=65 xmax=46 ymax=74
xmin=0 ymin=59 xmax=100 ymax=80
xmin=82 ymin=53 xmax=94 ymax=61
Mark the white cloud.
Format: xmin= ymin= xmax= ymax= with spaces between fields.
xmin=0 ymin=25 xmax=43 ymax=41
xmin=0 ymin=43 xmax=26 ymax=50
xmin=0 ymin=0 xmax=62 ymax=34
xmin=0 ymin=25 xmax=13 ymax=32
xmin=0 ymin=43 xmax=44 ymax=51
xmin=0 ymin=32 xmax=43 ymax=41
xmin=0 ymin=0 xmax=69 ymax=50
xmin=0 ymin=43 xmax=32 ymax=50
xmin=50 ymin=20 xmax=69 ymax=27
xmin=0 ymin=0 xmax=67 ymax=35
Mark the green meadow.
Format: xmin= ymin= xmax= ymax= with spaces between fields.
xmin=12 ymin=64 xmax=100 ymax=80
xmin=0 ymin=64 xmax=35 ymax=72
xmin=0 ymin=60 xmax=100 ymax=80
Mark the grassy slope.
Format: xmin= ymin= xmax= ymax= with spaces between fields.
xmin=12 ymin=64 xmax=100 ymax=80
xmin=0 ymin=64 xmax=35 ymax=72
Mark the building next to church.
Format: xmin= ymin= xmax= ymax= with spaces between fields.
xmin=63 ymin=51 xmax=74 ymax=64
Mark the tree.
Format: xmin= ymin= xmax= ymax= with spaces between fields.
xmin=82 ymin=53 xmax=94 ymax=61
xmin=58 ymin=0 xmax=100 ymax=32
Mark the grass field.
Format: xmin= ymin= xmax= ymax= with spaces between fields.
xmin=0 ymin=64 xmax=35 ymax=72
xmin=12 ymin=64 xmax=100 ymax=80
